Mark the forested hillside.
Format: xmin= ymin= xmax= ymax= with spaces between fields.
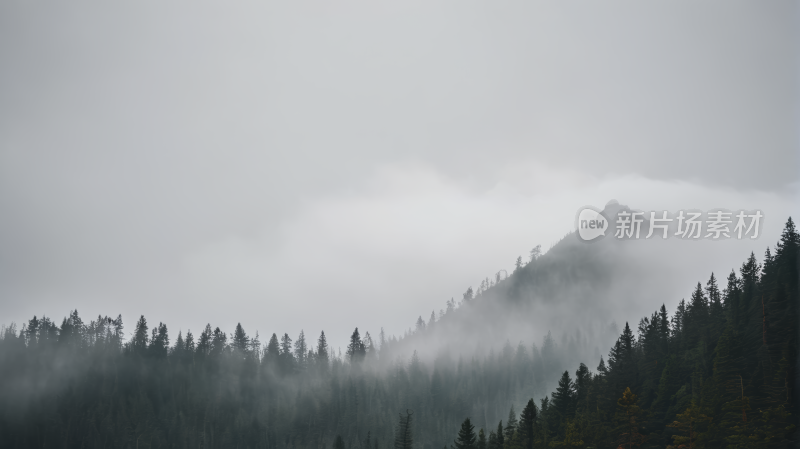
xmin=0 ymin=218 xmax=796 ymax=449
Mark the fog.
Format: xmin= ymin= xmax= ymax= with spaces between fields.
xmin=1 ymin=1 xmax=797 ymax=353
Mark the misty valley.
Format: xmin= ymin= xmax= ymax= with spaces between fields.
xmin=0 ymin=217 xmax=796 ymax=449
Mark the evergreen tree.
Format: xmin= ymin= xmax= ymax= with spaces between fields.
xmin=477 ymin=428 xmax=486 ymax=449
xmin=347 ymin=327 xmax=366 ymax=365
xmin=197 ymin=323 xmax=212 ymax=356
xmin=395 ymin=410 xmax=413 ymax=449
xmin=613 ymin=388 xmax=647 ymax=449
xmin=667 ymin=401 xmax=711 ymax=449
xmin=317 ymin=330 xmax=329 ymax=372
xmin=574 ymin=363 xmax=591 ymax=413
xmin=495 ymin=421 xmax=505 ymax=449
xmin=149 ymin=322 xmax=169 ymax=357
xmin=132 ymin=315 xmax=148 ymax=354
xmin=265 ymin=332 xmax=280 ymax=367
xmin=552 ymin=370 xmax=576 ymax=422
xmin=279 ymin=333 xmax=294 ymax=374
xmin=549 ymin=420 xmax=585 ymax=449
xmin=488 ymin=430 xmax=498 ymax=449
xmin=454 ymin=418 xmax=476 ymax=449
xmin=210 ymin=326 xmax=227 ymax=355
xmin=233 ymin=323 xmax=249 ymax=354
xmin=517 ymin=399 xmax=537 ymax=449
xmin=184 ymin=329 xmax=195 ymax=353
xmin=504 ymin=406 xmax=517 ymax=443
xmin=294 ymin=330 xmax=307 ymax=370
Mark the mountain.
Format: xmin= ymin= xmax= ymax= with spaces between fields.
xmin=0 ymin=215 xmax=796 ymax=449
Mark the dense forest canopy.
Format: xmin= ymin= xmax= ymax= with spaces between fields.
xmin=0 ymin=218 xmax=797 ymax=449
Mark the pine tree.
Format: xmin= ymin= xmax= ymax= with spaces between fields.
xmin=614 ymin=388 xmax=647 ymax=449
xmin=210 ymin=327 xmax=227 ymax=355
xmin=317 ymin=330 xmax=329 ymax=372
xmin=549 ymin=420 xmax=585 ymax=449
xmin=173 ymin=330 xmax=184 ymax=357
xmin=504 ymin=406 xmax=518 ymax=443
xmin=197 ymin=323 xmax=212 ymax=356
xmin=415 ymin=316 xmax=426 ymax=333
xmin=233 ymin=323 xmax=249 ymax=354
xmin=264 ymin=333 xmax=280 ymax=368
xmin=477 ymin=428 xmax=487 ymax=449
xmin=574 ymin=363 xmax=591 ymax=413
xmin=517 ymin=398 xmax=537 ymax=449
xmin=667 ymin=401 xmax=711 ymax=449
xmin=279 ymin=333 xmax=294 ymax=374
xmin=488 ymin=430 xmax=498 ymax=449
xmin=184 ymin=329 xmax=195 ymax=353
xmin=132 ymin=315 xmax=148 ymax=354
xmin=553 ymin=371 xmax=576 ymax=422
xmin=454 ymin=418 xmax=476 ymax=449
xmin=395 ymin=410 xmax=413 ymax=449
xmin=347 ymin=328 xmax=366 ymax=365
xmin=149 ymin=322 xmax=169 ymax=357
xmin=294 ymin=330 xmax=307 ymax=370
xmin=706 ymin=273 xmax=723 ymax=336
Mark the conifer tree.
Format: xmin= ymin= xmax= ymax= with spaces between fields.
xmin=517 ymin=399 xmax=537 ymax=449
xmin=548 ymin=420 xmax=585 ymax=449
xmin=184 ymin=329 xmax=195 ymax=353
xmin=149 ymin=322 xmax=169 ymax=357
xmin=233 ymin=323 xmax=249 ymax=354
xmin=477 ymin=428 xmax=486 ymax=449
xmin=553 ymin=371 xmax=575 ymax=422
xmin=132 ymin=315 xmax=148 ymax=354
xmin=210 ymin=327 xmax=227 ymax=355
xmin=395 ymin=410 xmax=413 ymax=449
xmin=667 ymin=401 xmax=711 ymax=449
xmin=495 ymin=421 xmax=505 ymax=449
xmin=454 ymin=417 xmax=476 ymax=449
xmin=294 ymin=330 xmax=307 ymax=369
xmin=347 ymin=328 xmax=366 ymax=364
xmin=504 ymin=407 xmax=517 ymax=443
xmin=173 ymin=330 xmax=184 ymax=357
xmin=317 ymin=330 xmax=329 ymax=369
xmin=488 ymin=430 xmax=498 ymax=449
xmin=614 ymin=388 xmax=647 ymax=449
xmin=197 ymin=324 xmax=212 ymax=356
xmin=265 ymin=333 xmax=280 ymax=367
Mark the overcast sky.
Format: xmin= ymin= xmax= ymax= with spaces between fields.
xmin=1 ymin=1 xmax=798 ymax=350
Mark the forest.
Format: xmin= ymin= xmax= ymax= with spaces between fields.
xmin=0 ymin=217 xmax=796 ymax=449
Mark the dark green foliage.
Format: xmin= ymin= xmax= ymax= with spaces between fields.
xmin=552 ymin=371 xmax=575 ymax=423
xmin=454 ymin=418 xmax=476 ymax=449
xmin=517 ymin=399 xmax=537 ymax=449
xmin=495 ymin=421 xmax=505 ymax=449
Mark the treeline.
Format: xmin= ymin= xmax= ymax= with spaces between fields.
xmin=0 ymin=303 xmax=569 ymax=446
xmin=0 ymin=218 xmax=796 ymax=449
